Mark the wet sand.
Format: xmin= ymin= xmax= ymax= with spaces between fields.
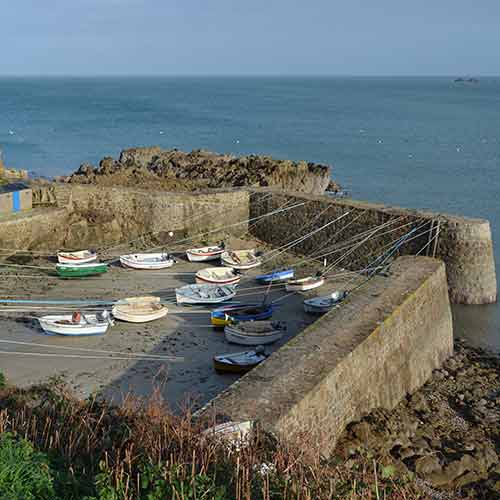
xmin=0 ymin=240 xmax=354 ymax=411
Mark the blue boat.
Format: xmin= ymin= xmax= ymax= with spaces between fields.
xmin=211 ymin=303 xmax=274 ymax=328
xmin=255 ymin=268 xmax=294 ymax=283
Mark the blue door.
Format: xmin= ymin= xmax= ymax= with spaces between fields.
xmin=12 ymin=191 xmax=20 ymax=212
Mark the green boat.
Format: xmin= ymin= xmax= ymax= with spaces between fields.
xmin=56 ymin=263 xmax=108 ymax=278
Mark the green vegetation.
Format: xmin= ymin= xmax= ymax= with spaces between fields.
xmin=0 ymin=433 xmax=55 ymax=499
xmin=0 ymin=382 xmax=423 ymax=499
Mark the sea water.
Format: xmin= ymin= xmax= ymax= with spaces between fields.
xmin=0 ymin=76 xmax=499 ymax=350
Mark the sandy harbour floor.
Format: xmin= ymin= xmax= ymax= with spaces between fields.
xmin=0 ymin=239 xmax=359 ymax=411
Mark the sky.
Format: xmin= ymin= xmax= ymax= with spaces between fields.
xmin=1 ymin=0 xmax=500 ymax=76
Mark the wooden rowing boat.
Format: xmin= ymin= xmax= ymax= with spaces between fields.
xmin=210 ymin=303 xmax=274 ymax=328
xmin=112 ymin=296 xmax=167 ymax=323
xmin=175 ymin=284 xmax=237 ymax=305
xmin=120 ymin=253 xmax=175 ymax=270
xmin=39 ymin=310 xmax=113 ymax=336
xmin=285 ymin=276 xmax=324 ymax=292
xmin=56 ymin=262 xmax=108 ymax=278
xmin=57 ymin=250 xmax=97 ymax=265
xmin=195 ymin=267 xmax=241 ymax=285
xmin=255 ymin=268 xmax=294 ymax=283
xmin=224 ymin=320 xmax=286 ymax=345
xmin=202 ymin=420 xmax=253 ymax=446
xmin=213 ymin=346 xmax=268 ymax=373
xmin=303 ymin=290 xmax=347 ymax=314
xmin=221 ymin=250 xmax=261 ymax=270
xmin=186 ymin=245 xmax=225 ymax=262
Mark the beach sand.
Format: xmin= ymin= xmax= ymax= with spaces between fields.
xmin=0 ymin=238 xmax=355 ymax=411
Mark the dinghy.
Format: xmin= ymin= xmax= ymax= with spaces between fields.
xmin=112 ymin=296 xmax=167 ymax=323
xmin=211 ymin=303 xmax=274 ymax=328
xmin=221 ymin=250 xmax=261 ymax=270
xmin=213 ymin=346 xmax=268 ymax=373
xmin=56 ymin=262 xmax=108 ymax=278
xmin=57 ymin=250 xmax=97 ymax=265
xmin=186 ymin=244 xmax=225 ymax=262
xmin=303 ymin=290 xmax=347 ymax=314
xmin=225 ymin=320 xmax=286 ymax=346
xmin=39 ymin=310 xmax=113 ymax=336
xmin=202 ymin=420 xmax=253 ymax=446
xmin=255 ymin=268 xmax=294 ymax=283
xmin=119 ymin=253 xmax=175 ymax=270
xmin=196 ymin=267 xmax=241 ymax=285
xmin=175 ymin=284 xmax=237 ymax=305
xmin=285 ymin=275 xmax=324 ymax=292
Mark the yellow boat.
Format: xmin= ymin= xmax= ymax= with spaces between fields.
xmin=210 ymin=303 xmax=274 ymax=328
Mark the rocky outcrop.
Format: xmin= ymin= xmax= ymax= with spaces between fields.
xmin=335 ymin=339 xmax=500 ymax=497
xmin=61 ymin=147 xmax=339 ymax=195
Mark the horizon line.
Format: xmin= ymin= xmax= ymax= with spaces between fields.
xmin=0 ymin=73 xmax=498 ymax=79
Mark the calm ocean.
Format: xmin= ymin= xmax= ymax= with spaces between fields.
xmin=0 ymin=76 xmax=499 ymax=350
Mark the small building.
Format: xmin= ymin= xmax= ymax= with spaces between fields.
xmin=0 ymin=183 xmax=32 ymax=214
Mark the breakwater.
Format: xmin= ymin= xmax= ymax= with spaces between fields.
xmin=248 ymin=190 xmax=497 ymax=305
xmin=199 ymin=256 xmax=454 ymax=453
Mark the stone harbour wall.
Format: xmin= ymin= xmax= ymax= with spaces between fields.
xmin=199 ymin=256 xmax=454 ymax=454
xmin=2 ymin=184 xmax=249 ymax=251
xmin=248 ymin=190 xmax=497 ymax=305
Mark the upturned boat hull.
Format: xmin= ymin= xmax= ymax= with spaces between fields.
xmin=112 ymin=296 xmax=167 ymax=323
xmin=56 ymin=263 xmax=108 ymax=278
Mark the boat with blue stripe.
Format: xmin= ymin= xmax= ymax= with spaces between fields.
xmin=255 ymin=268 xmax=294 ymax=283
xmin=211 ymin=303 xmax=274 ymax=328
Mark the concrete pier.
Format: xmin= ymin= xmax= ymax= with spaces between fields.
xmin=199 ymin=257 xmax=454 ymax=454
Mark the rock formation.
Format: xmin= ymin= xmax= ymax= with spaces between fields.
xmin=61 ymin=147 xmax=340 ymax=195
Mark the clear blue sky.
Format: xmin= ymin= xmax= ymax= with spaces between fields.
xmin=2 ymin=0 xmax=499 ymax=76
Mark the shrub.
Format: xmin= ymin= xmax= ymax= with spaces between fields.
xmin=0 ymin=432 xmax=56 ymax=500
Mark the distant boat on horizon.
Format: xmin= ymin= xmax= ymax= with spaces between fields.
xmin=454 ymin=77 xmax=479 ymax=84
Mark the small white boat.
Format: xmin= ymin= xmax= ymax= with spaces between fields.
xmin=120 ymin=253 xmax=175 ymax=270
xmin=57 ymin=250 xmax=97 ymax=265
xmin=285 ymin=276 xmax=325 ymax=292
xmin=186 ymin=245 xmax=225 ymax=262
xmin=303 ymin=290 xmax=347 ymax=314
xmin=225 ymin=320 xmax=286 ymax=346
xmin=112 ymin=296 xmax=167 ymax=323
xmin=175 ymin=284 xmax=237 ymax=305
xmin=221 ymin=250 xmax=261 ymax=270
xmin=39 ymin=310 xmax=113 ymax=336
xmin=196 ymin=267 xmax=241 ymax=285
xmin=202 ymin=420 xmax=253 ymax=442
xmin=213 ymin=346 xmax=268 ymax=373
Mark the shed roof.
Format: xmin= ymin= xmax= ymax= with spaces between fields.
xmin=0 ymin=182 xmax=30 ymax=194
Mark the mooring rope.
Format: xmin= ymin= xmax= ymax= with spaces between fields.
xmin=0 ymin=339 xmax=182 ymax=361
xmin=0 ymin=350 xmax=182 ymax=362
